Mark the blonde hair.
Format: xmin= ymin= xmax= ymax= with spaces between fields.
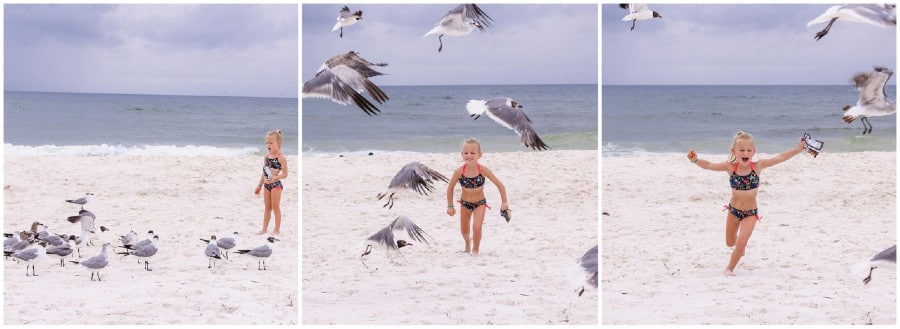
xmin=727 ymin=131 xmax=754 ymax=163
xmin=462 ymin=138 xmax=482 ymax=154
xmin=267 ymin=130 xmax=283 ymax=146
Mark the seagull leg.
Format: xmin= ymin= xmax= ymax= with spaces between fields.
xmin=814 ymin=17 xmax=838 ymax=41
xmin=145 ymin=260 xmax=152 ymax=271
xmin=340 ymin=27 xmax=343 ymax=38
xmin=91 ymin=272 xmax=95 ymax=281
xmin=863 ymin=266 xmax=875 ymax=284
xmin=438 ymin=34 xmax=444 ymax=52
xmin=631 ymin=19 xmax=636 ymax=31
xmin=577 ymin=286 xmax=585 ymax=297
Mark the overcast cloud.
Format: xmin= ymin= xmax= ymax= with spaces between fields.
xmin=602 ymin=3 xmax=897 ymax=85
xmin=301 ymin=3 xmax=599 ymax=86
xmin=5 ymin=4 xmax=298 ymax=97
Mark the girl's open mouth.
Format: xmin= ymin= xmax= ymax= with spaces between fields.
xmin=741 ymin=157 xmax=750 ymax=162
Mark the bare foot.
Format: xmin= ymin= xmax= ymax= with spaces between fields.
xmin=724 ymin=268 xmax=736 ymax=276
xmin=256 ymin=230 xmax=268 ymax=235
xmin=471 ymin=250 xmax=480 ymax=257
xmin=272 ymin=231 xmax=281 ymax=235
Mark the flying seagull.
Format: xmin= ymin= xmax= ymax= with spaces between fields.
xmin=466 ymin=97 xmax=551 ymax=150
xmin=302 ymin=51 xmax=390 ymax=116
xmin=569 ymin=245 xmax=599 ymax=296
xmin=200 ymin=232 xmax=239 ymax=260
xmin=65 ymin=192 xmax=93 ymax=210
xmin=71 ymin=242 xmax=110 ymax=281
xmin=236 ymin=236 xmax=279 ymax=270
xmin=376 ymin=162 xmax=450 ymax=209
xmin=360 ymin=215 xmax=432 ymax=268
xmin=67 ymin=209 xmax=97 ymax=245
xmin=862 ymin=245 xmax=896 ymax=284
xmin=807 ymin=4 xmax=896 ymax=41
xmin=842 ymin=66 xmax=895 ymax=135
xmin=333 ymin=6 xmax=363 ymax=38
xmin=423 ymin=4 xmax=493 ymax=52
xmin=620 ymin=4 xmax=662 ymax=31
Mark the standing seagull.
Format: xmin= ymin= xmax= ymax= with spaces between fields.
xmin=423 ymin=4 xmax=493 ymax=52
xmin=466 ymin=97 xmax=551 ymax=150
xmin=620 ymin=4 xmax=663 ymax=31
xmin=360 ymin=215 xmax=432 ymax=267
xmin=332 ymin=6 xmax=363 ymax=38
xmin=71 ymin=242 xmax=110 ymax=281
xmin=5 ymin=241 xmax=46 ymax=276
xmin=842 ymin=66 xmax=895 ymax=135
xmin=200 ymin=232 xmax=239 ymax=260
xmin=376 ymin=162 xmax=449 ymax=209
xmin=862 ymin=245 xmax=896 ymax=284
xmin=65 ymin=192 xmax=93 ymax=210
xmin=302 ymin=51 xmax=390 ymax=116
xmin=204 ymin=235 xmax=225 ymax=268
xmin=236 ymin=237 xmax=279 ymax=270
xmin=46 ymin=236 xmax=76 ymax=267
xmin=118 ymin=235 xmax=159 ymax=271
xmin=807 ymin=4 xmax=896 ymax=41
xmin=569 ymin=245 xmax=598 ymax=296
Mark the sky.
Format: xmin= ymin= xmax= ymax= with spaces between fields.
xmin=602 ymin=3 xmax=897 ymax=85
xmin=301 ymin=3 xmax=599 ymax=86
xmin=4 ymin=4 xmax=298 ymax=98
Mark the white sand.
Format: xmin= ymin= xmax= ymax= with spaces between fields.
xmin=301 ymin=150 xmax=598 ymax=324
xmin=602 ymin=151 xmax=896 ymax=325
xmin=3 ymin=155 xmax=298 ymax=325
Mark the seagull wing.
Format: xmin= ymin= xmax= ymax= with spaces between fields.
xmin=385 ymin=162 xmax=449 ymax=196
xmin=249 ymin=244 xmax=273 ymax=258
xmin=839 ymin=4 xmax=896 ymax=28
xmin=483 ymin=97 xmax=550 ymax=150
xmin=302 ymin=65 xmax=384 ymax=116
xmin=579 ymin=245 xmax=599 ymax=287
xmin=461 ymin=4 xmax=493 ymax=31
xmin=205 ymin=243 xmax=223 ymax=258
xmin=855 ymin=67 xmax=893 ymax=105
xmin=870 ymin=245 xmax=896 ymax=263
xmin=12 ymin=247 xmax=41 ymax=262
xmin=392 ymin=215 xmax=432 ymax=245
xmin=365 ymin=224 xmax=400 ymax=254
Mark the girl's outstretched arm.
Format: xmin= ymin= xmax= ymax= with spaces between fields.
xmin=687 ymin=149 xmax=731 ymax=172
xmin=756 ymin=138 xmax=805 ymax=170
xmin=446 ymin=169 xmax=461 ymax=216
xmin=483 ymin=166 xmax=508 ymax=210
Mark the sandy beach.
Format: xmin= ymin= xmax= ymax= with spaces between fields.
xmin=3 ymin=155 xmax=298 ymax=325
xmin=602 ymin=151 xmax=896 ymax=325
xmin=302 ymin=150 xmax=598 ymax=324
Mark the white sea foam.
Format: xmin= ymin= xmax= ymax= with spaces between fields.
xmin=4 ymin=144 xmax=260 ymax=157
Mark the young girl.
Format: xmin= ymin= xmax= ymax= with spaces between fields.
xmin=687 ymin=131 xmax=804 ymax=276
xmin=446 ymin=138 xmax=509 ymax=256
xmin=254 ymin=130 xmax=288 ymax=235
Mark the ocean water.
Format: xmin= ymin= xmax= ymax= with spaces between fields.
xmin=602 ymin=85 xmax=897 ymax=156
xmin=4 ymin=91 xmax=298 ymax=156
xmin=301 ymin=84 xmax=598 ymax=155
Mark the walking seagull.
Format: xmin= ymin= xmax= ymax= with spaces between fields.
xmin=376 ymin=162 xmax=449 ymax=209
xmin=236 ymin=236 xmax=279 ymax=270
xmin=842 ymin=66 xmax=895 ymax=135
xmin=65 ymin=192 xmax=93 ymax=210
xmin=861 ymin=245 xmax=896 ymax=284
xmin=620 ymin=4 xmax=662 ymax=31
xmin=71 ymin=242 xmax=110 ymax=281
xmin=302 ymin=51 xmax=389 ymax=116
xmin=807 ymin=4 xmax=896 ymax=41
xmin=5 ymin=241 xmax=46 ymax=276
xmin=360 ymin=215 xmax=432 ymax=268
xmin=332 ymin=6 xmax=363 ymax=38
xmin=200 ymin=232 xmax=239 ymax=260
xmin=423 ymin=4 xmax=493 ymax=52
xmin=204 ymin=235 xmax=225 ymax=268
xmin=466 ymin=97 xmax=550 ymax=150
xmin=118 ymin=235 xmax=159 ymax=271
xmin=568 ymin=245 xmax=599 ymax=296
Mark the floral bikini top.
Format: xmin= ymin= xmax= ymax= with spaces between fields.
xmin=458 ymin=164 xmax=485 ymax=189
xmin=729 ymin=162 xmax=759 ymax=191
xmin=263 ymin=153 xmax=282 ymax=178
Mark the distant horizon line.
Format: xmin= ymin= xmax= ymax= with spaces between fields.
xmin=3 ymin=89 xmax=298 ymax=99
xmin=603 ymin=83 xmax=898 ymax=86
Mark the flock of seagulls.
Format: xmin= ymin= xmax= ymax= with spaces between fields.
xmin=4 ymin=192 xmax=283 ymax=281
xmin=303 ymin=3 xmax=552 ymax=151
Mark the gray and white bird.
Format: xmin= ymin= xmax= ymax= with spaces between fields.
xmin=568 ymin=245 xmax=599 ymax=297
xmin=118 ymin=230 xmax=138 ymax=247
xmin=332 ymin=6 xmax=363 ymax=38
xmin=360 ymin=215 xmax=432 ymax=267
xmin=65 ymin=192 xmax=93 ymax=210
xmin=466 ymin=97 xmax=550 ymax=150
xmin=842 ymin=66 xmax=895 ymax=135
xmin=5 ymin=241 xmax=46 ymax=276
xmin=376 ymin=162 xmax=449 ymax=209
xmin=118 ymin=235 xmax=159 ymax=271
xmin=71 ymin=242 xmax=110 ymax=281
xmin=423 ymin=3 xmax=493 ymax=52
xmin=620 ymin=4 xmax=662 ymax=31
xmin=204 ymin=235 xmax=225 ymax=268
xmin=46 ymin=236 xmax=76 ymax=267
xmin=302 ymin=51 xmax=390 ymax=116
xmin=200 ymin=232 xmax=239 ymax=260
xmin=862 ymin=244 xmax=896 ymax=284
xmin=235 ymin=236 xmax=279 ymax=270
xmin=67 ymin=209 xmax=97 ymax=245
xmin=4 ymin=231 xmax=28 ymax=251
xmin=121 ymin=230 xmax=155 ymax=252
xmin=807 ymin=4 xmax=896 ymax=41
